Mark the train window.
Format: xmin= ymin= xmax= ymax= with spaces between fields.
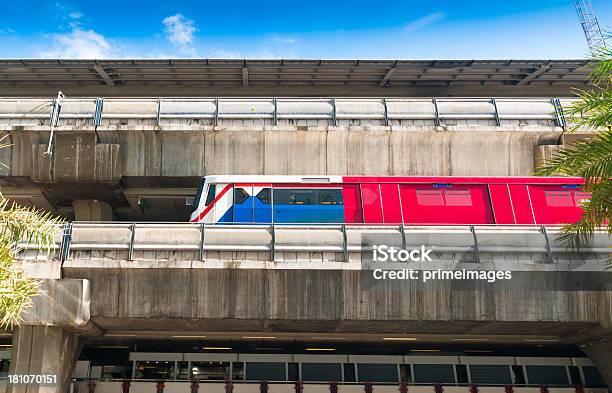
xmin=574 ymin=191 xmax=591 ymax=206
xmin=256 ymin=188 xmax=271 ymax=204
xmin=445 ymin=190 xmax=473 ymax=206
xmin=413 ymin=364 xmax=455 ymax=384
xmin=205 ymin=185 xmax=216 ymax=206
xmin=245 ymin=362 xmax=286 ymax=381
xmin=318 ymin=189 xmax=343 ymax=205
xmin=357 ymin=363 xmax=398 ymax=383
xmin=545 ymin=190 xmax=573 ymax=207
xmin=191 ymin=361 xmax=230 ymax=380
xmin=302 ymin=363 xmax=342 ymax=382
xmin=525 ymin=365 xmax=569 ymax=385
xmin=274 ymin=189 xmax=316 ymax=205
xmin=469 ymin=365 xmax=512 ymax=385
xmin=582 ymin=366 xmax=606 ymax=387
xmin=416 ymin=189 xmax=444 ymax=206
xmin=234 ymin=188 xmax=249 ymax=204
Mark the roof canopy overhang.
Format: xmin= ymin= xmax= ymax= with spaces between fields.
xmin=0 ymin=59 xmax=596 ymax=97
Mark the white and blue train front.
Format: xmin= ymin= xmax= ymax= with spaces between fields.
xmin=190 ymin=176 xmax=345 ymax=224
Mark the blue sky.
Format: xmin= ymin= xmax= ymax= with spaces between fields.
xmin=0 ymin=0 xmax=611 ymax=59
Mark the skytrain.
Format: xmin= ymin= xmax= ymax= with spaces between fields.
xmin=189 ymin=176 xmax=588 ymax=225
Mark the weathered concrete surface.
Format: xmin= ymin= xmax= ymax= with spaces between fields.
xmin=19 ymin=279 xmax=93 ymax=328
xmin=60 ymin=267 xmax=612 ymax=336
xmin=3 ymin=127 xmax=560 ymax=180
xmin=9 ymin=326 xmax=84 ymax=393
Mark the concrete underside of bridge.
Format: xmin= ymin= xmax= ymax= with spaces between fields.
xmin=0 ymin=126 xmax=562 ymax=220
xmin=8 ymin=266 xmax=612 ymax=391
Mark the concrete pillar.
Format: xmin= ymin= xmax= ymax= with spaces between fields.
xmin=71 ymin=200 xmax=113 ymax=221
xmin=582 ymin=337 xmax=612 ymax=392
xmin=8 ymin=326 xmax=85 ymax=393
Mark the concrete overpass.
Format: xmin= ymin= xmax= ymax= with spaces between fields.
xmin=7 ymin=224 xmax=612 ymax=393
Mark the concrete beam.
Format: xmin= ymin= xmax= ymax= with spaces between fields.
xmin=515 ymin=64 xmax=551 ymax=86
xmin=92 ymin=64 xmax=115 ymax=86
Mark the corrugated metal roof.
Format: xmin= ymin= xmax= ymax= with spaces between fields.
xmin=0 ymin=59 xmax=595 ymax=88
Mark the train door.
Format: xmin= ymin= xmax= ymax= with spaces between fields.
xmin=233 ymin=186 xmax=253 ymax=223
xmin=253 ymin=187 xmax=272 ymax=223
xmin=380 ymin=183 xmax=402 ymax=224
xmin=399 ymin=183 xmax=494 ymax=224
xmin=361 ymin=184 xmax=383 ymax=224
xmin=342 ymin=184 xmax=363 ymax=223
xmin=527 ymin=185 xmax=588 ymax=224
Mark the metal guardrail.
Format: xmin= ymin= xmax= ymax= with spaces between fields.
xmin=19 ymin=223 xmax=610 ymax=263
xmin=0 ymin=97 xmax=577 ymax=127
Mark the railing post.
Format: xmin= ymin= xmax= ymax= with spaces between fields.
xmin=294 ymin=381 xmax=304 ymax=393
xmin=383 ymin=98 xmax=389 ymax=126
xmin=60 ymin=222 xmax=73 ymax=263
xmin=434 ymin=384 xmax=443 ymax=393
xmin=399 ymin=224 xmax=406 ymax=251
xmin=491 ymin=98 xmax=501 ymax=126
xmin=128 ymin=223 xmax=136 ymax=261
xmin=332 ymin=98 xmax=337 ymax=126
xmin=214 ymin=98 xmax=219 ymax=126
xmin=470 ymin=225 xmax=480 ymax=263
xmin=552 ymin=98 xmax=566 ymax=130
xmin=399 ymin=382 xmax=408 ymax=393
xmin=199 ymin=223 xmax=205 ymax=261
xmin=87 ymin=379 xmax=96 ymax=393
xmin=94 ymin=97 xmax=104 ymax=127
xmin=469 ymin=384 xmax=478 ymax=393
xmin=329 ymin=381 xmax=339 ymax=393
xmin=541 ymin=226 xmax=554 ymax=264
xmin=156 ymin=98 xmax=161 ymax=126
xmin=270 ymin=224 xmax=276 ymax=261
xmin=341 ymin=224 xmax=349 ymax=262
xmin=432 ymin=98 xmax=440 ymax=126
xmin=260 ymin=381 xmax=269 ymax=393
xmin=504 ymin=385 xmax=514 ymax=393
xmin=363 ymin=382 xmax=373 ymax=393
xmin=273 ymin=98 xmax=278 ymax=126
xmin=539 ymin=385 xmax=549 ymax=393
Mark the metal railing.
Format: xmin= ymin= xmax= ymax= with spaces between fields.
xmin=18 ymin=223 xmax=611 ymax=263
xmin=0 ymin=97 xmax=576 ymax=127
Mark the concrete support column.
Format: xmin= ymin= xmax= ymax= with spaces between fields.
xmin=8 ymin=326 xmax=85 ymax=393
xmin=582 ymin=337 xmax=612 ymax=392
xmin=71 ymin=200 xmax=113 ymax=221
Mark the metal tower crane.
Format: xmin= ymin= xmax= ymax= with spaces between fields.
xmin=573 ymin=0 xmax=607 ymax=55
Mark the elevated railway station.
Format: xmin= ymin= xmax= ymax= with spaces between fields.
xmin=0 ymin=58 xmax=610 ymax=393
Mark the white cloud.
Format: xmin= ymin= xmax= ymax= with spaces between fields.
xmin=40 ymin=27 xmax=121 ymax=58
xmin=403 ymin=12 xmax=446 ymax=33
xmin=69 ymin=11 xmax=83 ymax=19
xmin=162 ymin=14 xmax=198 ymax=56
xmin=0 ymin=28 xmax=16 ymax=34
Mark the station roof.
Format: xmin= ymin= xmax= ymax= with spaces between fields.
xmin=0 ymin=59 xmax=596 ymax=97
